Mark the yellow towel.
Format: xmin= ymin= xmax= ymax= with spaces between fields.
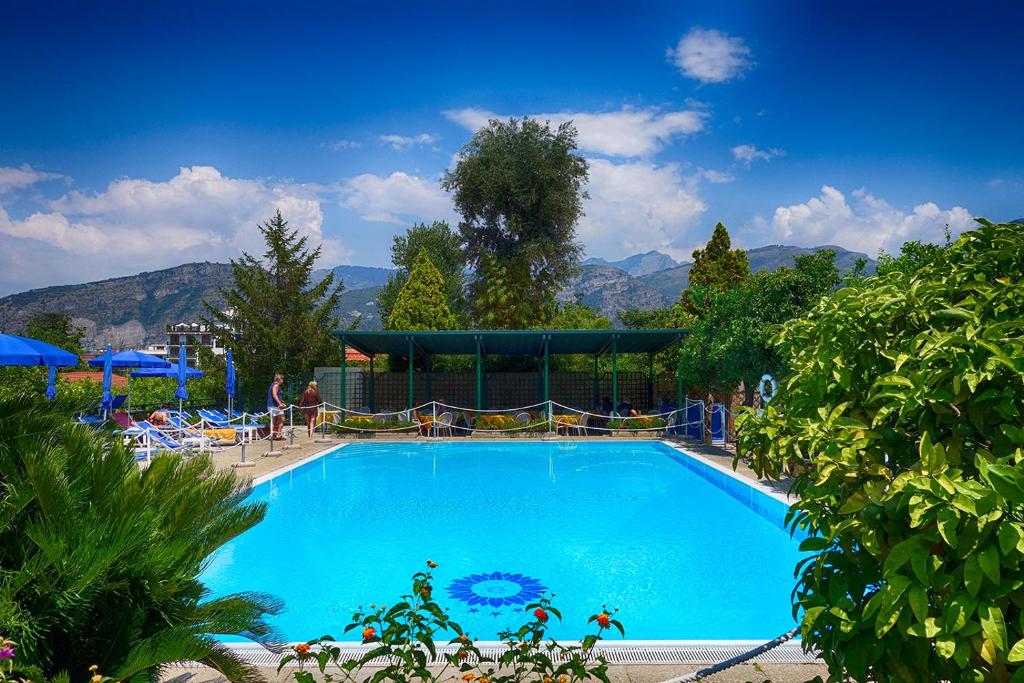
xmin=203 ymin=428 xmax=237 ymax=442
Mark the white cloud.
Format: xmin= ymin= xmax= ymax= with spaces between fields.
xmin=444 ymin=106 xmax=706 ymax=157
xmin=699 ymin=169 xmax=735 ymax=184
xmin=668 ymin=27 xmax=752 ymax=84
xmin=578 ymin=159 xmax=706 ymax=260
xmin=322 ymin=139 xmax=362 ymax=151
xmin=759 ymin=185 xmax=974 ymax=254
xmin=731 ymin=144 xmax=785 ymax=165
xmin=0 ymin=166 xmax=348 ymax=293
xmin=0 ymin=164 xmax=66 ymax=193
xmin=340 ymin=171 xmax=454 ymax=224
xmin=378 ymin=133 xmax=439 ymax=149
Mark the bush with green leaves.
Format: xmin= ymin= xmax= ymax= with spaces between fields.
xmin=737 ymin=219 xmax=1024 ymax=681
xmin=0 ymin=394 xmax=281 ymax=682
xmin=278 ymin=562 xmax=621 ymax=683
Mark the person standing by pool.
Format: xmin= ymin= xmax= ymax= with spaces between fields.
xmin=267 ymin=373 xmax=286 ymax=439
xmin=299 ymin=380 xmax=322 ymax=437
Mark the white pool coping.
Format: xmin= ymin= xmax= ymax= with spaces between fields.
xmin=236 ymin=439 xmax=808 ymax=658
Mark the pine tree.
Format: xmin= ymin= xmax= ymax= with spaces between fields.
xmin=201 ymin=210 xmax=343 ymax=403
xmin=386 ymin=249 xmax=458 ymax=331
xmin=688 ymin=223 xmax=750 ymax=291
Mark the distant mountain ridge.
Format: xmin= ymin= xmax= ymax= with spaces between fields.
xmin=583 ymin=250 xmax=681 ymax=276
xmin=0 ymin=244 xmax=874 ymax=349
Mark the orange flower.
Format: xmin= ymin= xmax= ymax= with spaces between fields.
xmin=420 ymin=586 xmax=432 ymax=599
xmin=427 ymin=560 xmax=438 ymax=568
xmin=294 ymin=643 xmax=311 ymax=656
xmin=533 ymin=608 xmax=548 ymax=622
xmin=543 ymin=677 xmax=553 ymax=683
xmin=479 ymin=678 xmax=490 ymax=683
xmin=89 ymin=666 xmax=99 ymax=673
xmin=558 ymin=675 xmax=569 ymax=683
xmin=362 ymin=626 xmax=377 ymax=642
xmin=459 ymin=635 xmax=470 ymax=643
xmin=461 ymin=674 xmax=475 ymax=681
xmin=457 ymin=650 xmax=469 ymax=660
xmin=596 ymin=613 xmax=611 ymax=628
xmin=91 ymin=676 xmax=103 ymax=683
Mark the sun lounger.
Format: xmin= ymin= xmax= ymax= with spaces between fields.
xmin=134 ymin=420 xmax=192 ymax=454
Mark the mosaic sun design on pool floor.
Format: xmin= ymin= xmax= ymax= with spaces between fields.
xmin=447 ymin=571 xmax=547 ymax=609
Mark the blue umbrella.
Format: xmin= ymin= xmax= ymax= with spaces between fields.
xmin=130 ymin=363 xmax=204 ymax=379
xmin=174 ymin=345 xmax=189 ymax=403
xmin=0 ymin=333 xmax=78 ymax=367
xmin=225 ymin=348 xmax=236 ymax=414
xmin=87 ymin=349 xmax=169 ymax=369
xmin=100 ymin=345 xmax=114 ymax=414
xmin=46 ymin=366 xmax=58 ymax=400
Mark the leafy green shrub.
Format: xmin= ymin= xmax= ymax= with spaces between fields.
xmin=475 ymin=415 xmax=550 ymax=432
xmin=738 ymin=220 xmax=1024 ymax=681
xmin=609 ymin=416 xmax=666 ymax=431
xmin=0 ymin=394 xmax=281 ymax=681
xmin=278 ymin=562 xmax=622 ymax=683
xmin=337 ymin=418 xmax=418 ymax=432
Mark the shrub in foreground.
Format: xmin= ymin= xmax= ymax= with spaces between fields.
xmin=0 ymin=394 xmax=281 ymax=682
xmin=738 ymin=220 xmax=1024 ymax=681
xmin=279 ymin=563 xmax=622 ymax=683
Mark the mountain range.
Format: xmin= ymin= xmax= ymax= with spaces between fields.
xmin=0 ymin=244 xmax=872 ymax=350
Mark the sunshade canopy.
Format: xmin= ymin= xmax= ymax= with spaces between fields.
xmin=334 ymin=329 xmax=686 ymax=358
xmin=130 ymin=362 xmax=204 ymax=379
xmin=88 ymin=350 xmax=170 ymax=369
xmin=0 ymin=333 xmax=79 ymax=367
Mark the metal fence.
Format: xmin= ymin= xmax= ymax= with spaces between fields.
xmin=313 ymin=367 xmax=674 ymax=413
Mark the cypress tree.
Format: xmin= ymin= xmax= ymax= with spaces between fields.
xmin=385 ymin=248 xmax=458 ymax=331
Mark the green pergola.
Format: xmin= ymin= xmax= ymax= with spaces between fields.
xmin=332 ymin=329 xmax=688 ymax=413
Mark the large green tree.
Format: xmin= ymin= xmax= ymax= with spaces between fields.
xmin=0 ymin=395 xmax=280 ymax=682
xmin=442 ymin=117 xmax=589 ymax=329
xmin=385 ymin=249 xmax=459 ymax=331
xmin=24 ymin=312 xmax=85 ymax=357
xmin=739 ymin=219 xmax=1024 ymax=681
xmin=202 ymin=210 xmax=342 ymax=403
xmin=378 ymin=221 xmax=466 ymax=326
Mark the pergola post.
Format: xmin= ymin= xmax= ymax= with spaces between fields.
xmin=407 ymin=336 xmax=414 ymax=412
xmin=475 ymin=335 xmax=483 ymax=414
xmin=340 ymin=334 xmax=347 ymax=412
xmin=543 ymin=334 xmax=550 ymax=428
xmin=368 ymin=354 xmax=375 ymax=413
xmin=676 ymin=333 xmax=684 ymax=412
xmin=592 ymin=353 xmax=599 ymax=408
xmin=611 ymin=334 xmax=618 ymax=415
xmin=647 ymin=352 xmax=654 ymax=411
xmin=425 ymin=354 xmax=433 ymax=407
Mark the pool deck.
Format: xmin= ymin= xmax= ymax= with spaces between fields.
xmin=185 ymin=432 xmax=822 ymax=683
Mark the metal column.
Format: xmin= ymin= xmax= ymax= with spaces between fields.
xmin=647 ymin=352 xmax=654 ymax=411
xmin=475 ymin=335 xmax=483 ymax=413
xmin=368 ymin=354 xmax=375 ymax=413
xmin=407 ymin=336 xmax=414 ymax=412
xmin=340 ymin=334 xmax=347 ymax=411
xmin=611 ymin=334 xmax=618 ymax=414
xmin=676 ymin=334 xmax=684 ymax=411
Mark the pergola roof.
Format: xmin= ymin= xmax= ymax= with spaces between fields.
xmin=333 ymin=329 xmax=686 ymax=357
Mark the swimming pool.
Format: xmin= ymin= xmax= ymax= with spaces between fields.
xmin=202 ymin=440 xmax=803 ymax=642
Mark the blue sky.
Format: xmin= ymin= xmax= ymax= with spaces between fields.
xmin=1 ymin=0 xmax=1021 ymax=295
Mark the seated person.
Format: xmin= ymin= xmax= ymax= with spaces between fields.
xmin=659 ymin=395 xmax=679 ymax=414
xmin=616 ymin=398 xmax=639 ymax=417
xmin=600 ymin=395 xmax=613 ymax=414
xmin=148 ymin=405 xmax=170 ymax=425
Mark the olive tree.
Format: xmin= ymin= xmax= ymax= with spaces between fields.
xmin=738 ymin=219 xmax=1024 ymax=681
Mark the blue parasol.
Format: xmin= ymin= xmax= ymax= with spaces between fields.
xmin=130 ymin=363 xmax=204 ymax=379
xmin=46 ymin=366 xmax=58 ymax=400
xmin=0 ymin=333 xmax=78 ymax=367
xmin=87 ymin=349 xmax=170 ymax=369
xmin=99 ymin=345 xmax=114 ymax=413
xmin=174 ymin=345 xmax=189 ymax=403
xmin=225 ymin=348 xmax=236 ymax=414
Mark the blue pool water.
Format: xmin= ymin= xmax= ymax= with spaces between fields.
xmin=202 ymin=441 xmax=803 ymax=642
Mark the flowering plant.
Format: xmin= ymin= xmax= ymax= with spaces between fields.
xmin=277 ymin=562 xmax=622 ymax=683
